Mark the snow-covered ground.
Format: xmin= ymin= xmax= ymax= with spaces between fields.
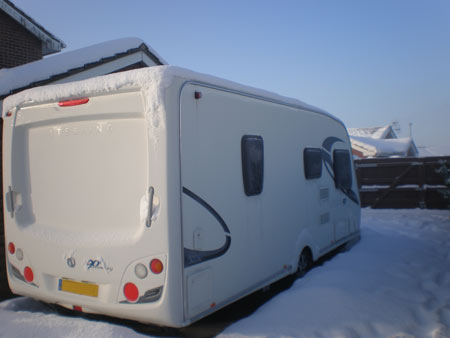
xmin=1 ymin=209 xmax=449 ymax=338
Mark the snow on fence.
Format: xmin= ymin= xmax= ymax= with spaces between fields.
xmin=355 ymin=156 xmax=450 ymax=209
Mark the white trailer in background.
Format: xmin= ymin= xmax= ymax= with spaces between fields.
xmin=2 ymin=66 xmax=360 ymax=327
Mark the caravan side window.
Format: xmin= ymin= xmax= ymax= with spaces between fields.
xmin=241 ymin=135 xmax=264 ymax=196
xmin=303 ymin=148 xmax=322 ymax=179
xmin=333 ymin=149 xmax=352 ymax=189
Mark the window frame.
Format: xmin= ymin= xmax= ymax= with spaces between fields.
xmin=303 ymin=148 xmax=323 ymax=180
xmin=333 ymin=149 xmax=353 ymax=189
xmin=241 ymin=135 xmax=264 ymax=196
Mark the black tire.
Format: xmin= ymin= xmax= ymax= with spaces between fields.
xmin=296 ymin=249 xmax=312 ymax=278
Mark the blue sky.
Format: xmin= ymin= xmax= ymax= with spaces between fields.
xmin=12 ymin=0 xmax=450 ymax=146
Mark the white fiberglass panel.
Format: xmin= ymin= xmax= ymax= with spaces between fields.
xmin=19 ymin=117 xmax=148 ymax=234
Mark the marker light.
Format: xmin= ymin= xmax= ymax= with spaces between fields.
xmin=150 ymin=259 xmax=163 ymax=274
xmin=58 ymin=98 xmax=89 ymax=107
xmin=24 ymin=267 xmax=34 ymax=283
xmin=16 ymin=248 xmax=24 ymax=261
xmin=134 ymin=263 xmax=148 ymax=279
xmin=124 ymin=283 xmax=139 ymax=302
xmin=6 ymin=111 xmax=12 ymax=117
xmin=8 ymin=242 xmax=15 ymax=255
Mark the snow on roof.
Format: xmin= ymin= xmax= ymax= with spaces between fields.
xmin=0 ymin=0 xmax=65 ymax=55
xmin=351 ymin=136 xmax=415 ymax=157
xmin=348 ymin=125 xmax=395 ymax=139
xmin=0 ymin=37 xmax=167 ymax=98
xmin=2 ymin=65 xmax=338 ymax=125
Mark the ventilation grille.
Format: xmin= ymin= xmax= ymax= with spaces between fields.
xmin=320 ymin=188 xmax=329 ymax=200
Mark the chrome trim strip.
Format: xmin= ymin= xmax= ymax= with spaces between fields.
xmin=8 ymin=261 xmax=38 ymax=287
xmin=146 ymin=186 xmax=154 ymax=227
xmin=120 ymin=286 xmax=163 ymax=304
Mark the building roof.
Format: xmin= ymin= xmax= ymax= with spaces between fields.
xmin=348 ymin=125 xmax=396 ymax=139
xmin=0 ymin=0 xmax=65 ymax=55
xmin=348 ymin=124 xmax=418 ymax=158
xmin=0 ymin=37 xmax=167 ymax=99
xmin=351 ymin=136 xmax=418 ymax=158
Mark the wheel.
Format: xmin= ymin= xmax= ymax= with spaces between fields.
xmin=296 ymin=249 xmax=312 ymax=278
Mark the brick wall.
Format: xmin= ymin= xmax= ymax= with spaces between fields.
xmin=0 ymin=9 xmax=43 ymax=300
xmin=0 ymin=119 xmax=12 ymax=300
xmin=0 ymin=9 xmax=42 ymax=69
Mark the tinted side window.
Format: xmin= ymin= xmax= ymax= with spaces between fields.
xmin=241 ymin=135 xmax=264 ymax=196
xmin=333 ymin=149 xmax=352 ymax=189
xmin=304 ymin=148 xmax=322 ymax=179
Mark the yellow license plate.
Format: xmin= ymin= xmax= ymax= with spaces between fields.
xmin=59 ymin=279 xmax=99 ymax=298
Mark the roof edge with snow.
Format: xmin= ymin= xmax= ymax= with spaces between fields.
xmin=0 ymin=38 xmax=167 ymax=99
xmin=2 ymin=65 xmax=340 ymax=128
xmin=348 ymin=125 xmax=397 ymax=139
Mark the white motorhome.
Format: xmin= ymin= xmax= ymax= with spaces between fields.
xmin=2 ymin=66 xmax=360 ymax=328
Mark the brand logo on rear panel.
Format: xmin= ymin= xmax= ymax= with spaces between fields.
xmin=67 ymin=257 xmax=76 ymax=268
xmin=86 ymin=259 xmax=113 ymax=273
xmin=49 ymin=122 xmax=113 ymax=137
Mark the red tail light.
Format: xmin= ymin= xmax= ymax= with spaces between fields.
xmin=58 ymin=98 xmax=89 ymax=107
xmin=24 ymin=267 xmax=34 ymax=283
xmin=8 ymin=242 xmax=15 ymax=255
xmin=150 ymin=259 xmax=163 ymax=274
xmin=123 ymin=283 xmax=139 ymax=302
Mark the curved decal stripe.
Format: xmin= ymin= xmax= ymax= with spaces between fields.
xmin=322 ymin=136 xmax=343 ymax=152
xmin=182 ymin=187 xmax=231 ymax=267
xmin=182 ymin=187 xmax=230 ymax=234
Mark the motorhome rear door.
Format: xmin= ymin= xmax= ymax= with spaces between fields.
xmin=8 ymin=91 xmax=148 ymax=237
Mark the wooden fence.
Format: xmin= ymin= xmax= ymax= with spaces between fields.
xmin=355 ymin=156 xmax=450 ymax=209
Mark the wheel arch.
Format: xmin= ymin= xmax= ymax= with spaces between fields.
xmin=292 ymin=228 xmax=320 ymax=269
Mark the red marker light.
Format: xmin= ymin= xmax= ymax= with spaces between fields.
xmin=58 ymin=98 xmax=89 ymax=107
xmin=73 ymin=306 xmax=83 ymax=312
xmin=150 ymin=259 xmax=163 ymax=274
xmin=24 ymin=267 xmax=34 ymax=283
xmin=123 ymin=283 xmax=139 ymax=302
xmin=6 ymin=111 xmax=12 ymax=117
xmin=194 ymin=91 xmax=202 ymax=99
xmin=8 ymin=242 xmax=15 ymax=255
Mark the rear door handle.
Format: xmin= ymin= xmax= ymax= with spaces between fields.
xmin=146 ymin=186 xmax=154 ymax=227
xmin=6 ymin=186 xmax=14 ymax=218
